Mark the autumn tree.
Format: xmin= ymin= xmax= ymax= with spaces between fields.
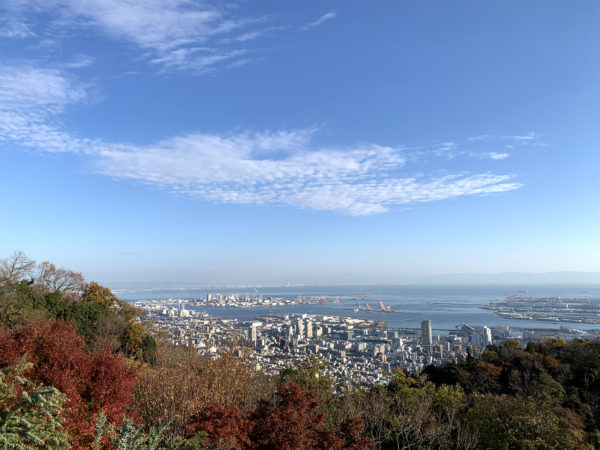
xmin=187 ymin=382 xmax=371 ymax=449
xmin=0 ymin=321 xmax=138 ymax=448
xmin=187 ymin=404 xmax=251 ymax=449
xmin=249 ymin=382 xmax=348 ymax=449
xmin=135 ymin=341 xmax=274 ymax=440
xmin=35 ymin=261 xmax=84 ymax=297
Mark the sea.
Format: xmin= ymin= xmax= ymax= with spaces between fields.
xmin=113 ymin=284 xmax=600 ymax=334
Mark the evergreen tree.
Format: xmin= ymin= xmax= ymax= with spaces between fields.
xmin=0 ymin=362 xmax=70 ymax=449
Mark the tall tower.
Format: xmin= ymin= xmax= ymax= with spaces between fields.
xmin=249 ymin=325 xmax=258 ymax=344
xmin=305 ymin=319 xmax=313 ymax=338
xmin=296 ymin=318 xmax=304 ymax=338
xmin=421 ymin=320 xmax=432 ymax=346
xmin=482 ymin=326 xmax=492 ymax=347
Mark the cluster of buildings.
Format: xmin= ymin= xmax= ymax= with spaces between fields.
xmin=194 ymin=293 xmax=295 ymax=307
xmin=137 ymin=299 xmax=599 ymax=389
xmin=156 ymin=293 xmax=335 ymax=308
xmin=487 ymin=295 xmax=600 ymax=324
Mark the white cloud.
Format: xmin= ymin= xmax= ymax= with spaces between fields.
xmin=61 ymin=54 xmax=95 ymax=69
xmin=220 ymin=25 xmax=287 ymax=44
xmin=0 ymin=19 xmax=34 ymax=38
xmin=0 ymin=1 xmax=37 ymax=38
xmin=303 ymin=11 xmax=337 ymax=29
xmin=0 ymin=64 xmax=94 ymax=153
xmin=0 ymin=64 xmax=523 ymax=215
xmin=0 ymin=0 xmax=279 ymax=72
xmin=433 ymin=141 xmax=462 ymax=158
xmin=465 ymin=132 xmax=547 ymax=158
xmin=89 ymin=133 xmax=522 ymax=215
xmin=467 ymin=134 xmax=492 ymax=142
xmin=467 ymin=132 xmax=541 ymax=143
xmin=149 ymin=48 xmax=246 ymax=72
xmin=507 ymin=132 xmax=538 ymax=141
xmin=0 ymin=64 xmax=87 ymax=113
xmin=227 ymin=58 xmax=253 ymax=69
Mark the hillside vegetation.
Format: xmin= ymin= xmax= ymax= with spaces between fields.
xmin=1 ymin=251 xmax=600 ymax=449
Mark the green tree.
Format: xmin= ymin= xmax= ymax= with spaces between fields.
xmin=0 ymin=362 xmax=70 ymax=449
xmin=92 ymin=410 xmax=169 ymax=450
xmin=280 ymin=354 xmax=335 ymax=401
xmin=465 ymin=394 xmax=590 ymax=449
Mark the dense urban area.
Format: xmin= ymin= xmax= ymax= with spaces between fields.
xmin=139 ymin=293 xmax=600 ymax=388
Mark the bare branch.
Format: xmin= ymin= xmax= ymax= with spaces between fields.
xmin=0 ymin=251 xmax=35 ymax=285
xmin=36 ymin=261 xmax=84 ymax=294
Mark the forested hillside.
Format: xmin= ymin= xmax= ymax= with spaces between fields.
xmin=1 ymin=252 xmax=599 ymax=449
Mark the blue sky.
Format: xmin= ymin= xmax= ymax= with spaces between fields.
xmin=0 ymin=1 xmax=599 ymax=284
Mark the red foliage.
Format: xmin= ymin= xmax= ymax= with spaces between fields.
xmin=187 ymin=382 xmax=372 ymax=449
xmin=336 ymin=417 xmax=373 ymax=449
xmin=87 ymin=348 xmax=138 ymax=422
xmin=0 ymin=320 xmax=137 ymax=448
xmin=249 ymin=382 xmax=328 ymax=449
xmin=188 ymin=404 xmax=251 ymax=449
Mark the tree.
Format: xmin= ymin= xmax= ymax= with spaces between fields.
xmin=92 ymin=410 xmax=169 ymax=450
xmin=465 ymin=394 xmax=590 ymax=449
xmin=187 ymin=404 xmax=250 ymax=449
xmin=0 ymin=251 xmax=35 ymax=287
xmin=0 ymin=321 xmax=138 ymax=448
xmin=135 ymin=342 xmax=274 ymax=440
xmin=0 ymin=253 xmax=157 ymax=362
xmin=0 ymin=362 xmax=70 ymax=449
xmin=249 ymin=382 xmax=350 ymax=449
xmin=280 ymin=354 xmax=335 ymax=401
xmin=354 ymin=384 xmax=391 ymax=447
xmin=188 ymin=382 xmax=371 ymax=449
xmin=386 ymin=372 xmax=459 ymax=450
xmin=35 ymin=261 xmax=84 ymax=297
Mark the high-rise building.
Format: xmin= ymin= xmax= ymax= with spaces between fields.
xmin=296 ymin=318 xmax=304 ymax=337
xmin=421 ymin=320 xmax=432 ymax=346
xmin=305 ymin=320 xmax=313 ymax=338
xmin=249 ymin=325 xmax=257 ymax=343
xmin=482 ymin=326 xmax=493 ymax=347
xmin=285 ymin=324 xmax=294 ymax=338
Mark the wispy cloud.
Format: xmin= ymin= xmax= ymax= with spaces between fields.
xmin=459 ymin=132 xmax=547 ymax=159
xmin=219 ymin=25 xmax=288 ymax=44
xmin=507 ymin=133 xmax=539 ymax=141
xmin=149 ymin=48 xmax=247 ymax=73
xmin=467 ymin=132 xmax=541 ymax=142
xmin=95 ymin=138 xmax=520 ymax=215
xmin=0 ymin=19 xmax=34 ymax=38
xmin=432 ymin=141 xmax=460 ymax=158
xmin=0 ymin=1 xmax=283 ymax=73
xmin=0 ymin=64 xmax=523 ymax=215
xmin=0 ymin=64 xmax=87 ymax=114
xmin=0 ymin=64 xmax=94 ymax=153
xmin=302 ymin=11 xmax=337 ymax=29
xmin=0 ymin=1 xmax=37 ymax=38
xmin=487 ymin=152 xmax=510 ymax=160
xmin=61 ymin=54 xmax=95 ymax=69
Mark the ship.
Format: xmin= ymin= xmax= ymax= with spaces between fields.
xmin=378 ymin=300 xmax=401 ymax=313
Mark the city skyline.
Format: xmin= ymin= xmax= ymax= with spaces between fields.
xmin=1 ymin=1 xmax=599 ymax=284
